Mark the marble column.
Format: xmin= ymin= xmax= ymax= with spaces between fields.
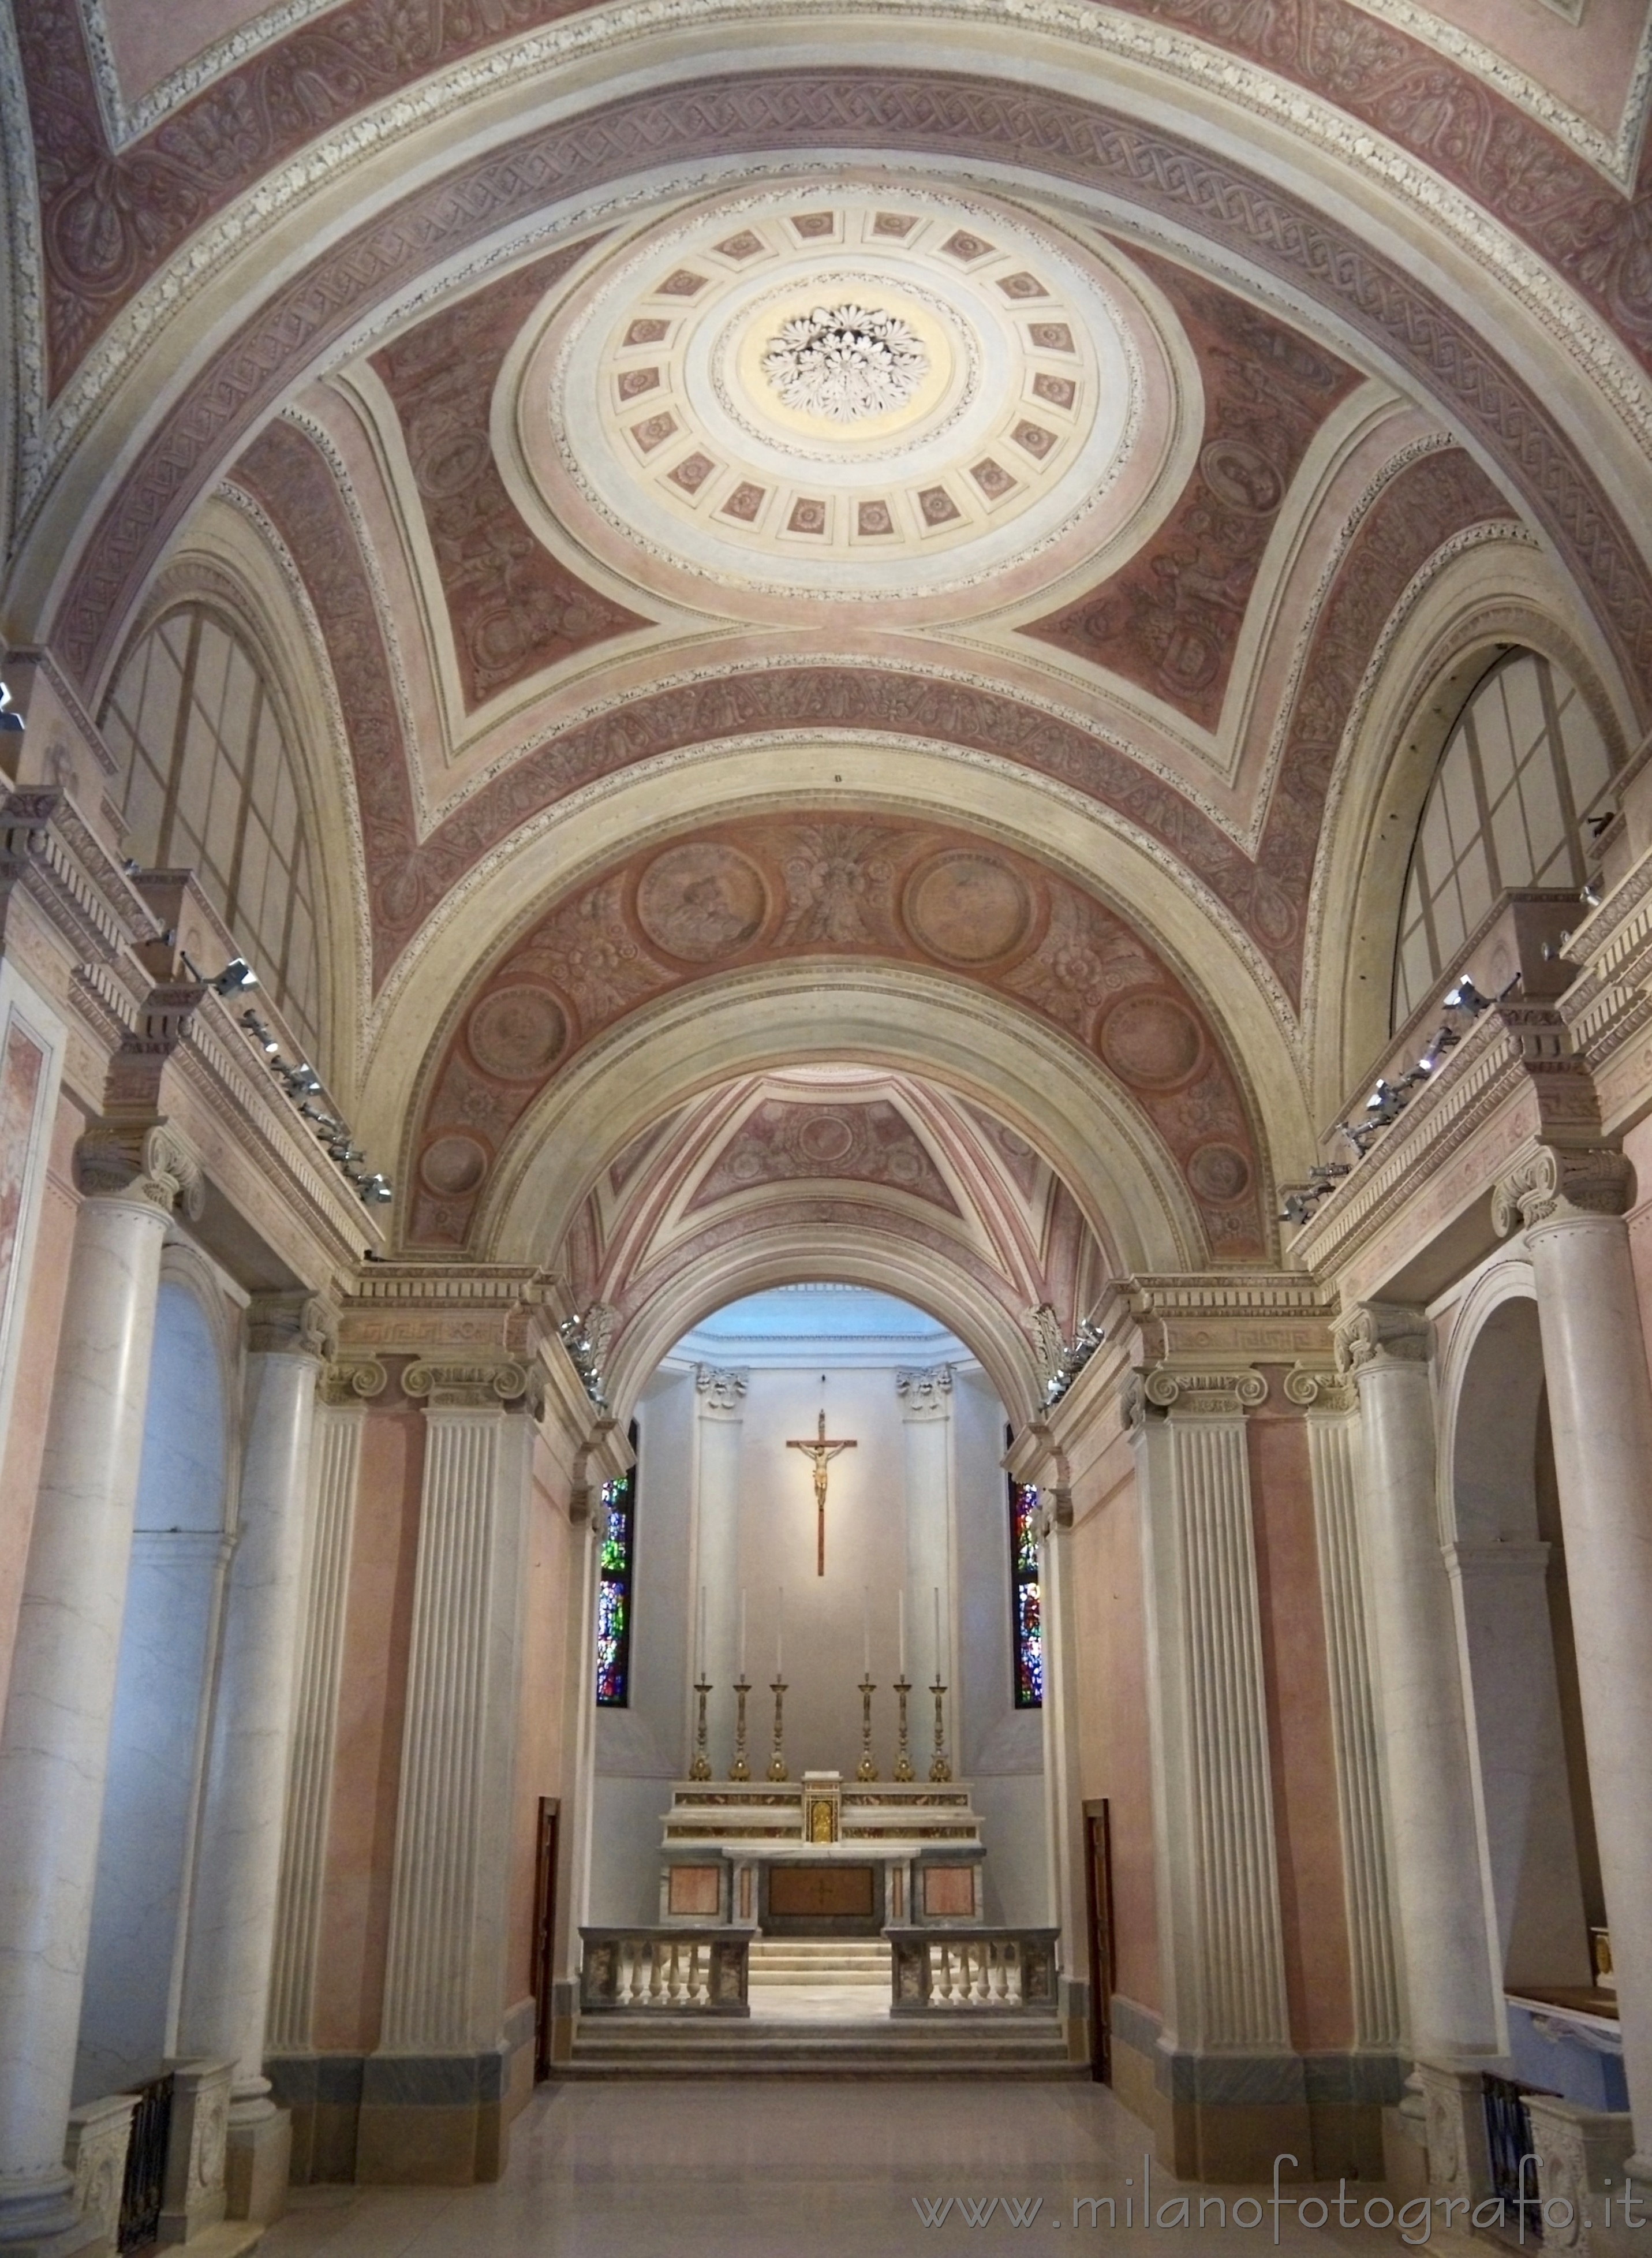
xmin=175 ymin=1294 xmax=329 ymax=2217
xmin=896 ymin=1366 xmax=955 ymax=1700
xmin=266 ymin=1363 xmax=381 ymax=2055
xmin=1334 ymin=1302 xmax=1500 ymax=2061
xmin=1130 ymin=1368 xmax=1292 ymax=2059
xmin=0 ymin=1126 xmax=199 ymax=2257
xmin=1495 ymin=1148 xmax=1652 ymax=2169
xmin=362 ymin=1360 xmax=539 ymax=2181
xmin=1294 ymin=1382 xmax=1403 ymax=2051
xmin=693 ymin=1366 xmax=746 ymax=1763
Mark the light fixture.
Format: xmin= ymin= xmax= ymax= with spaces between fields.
xmin=0 ymin=682 xmax=23 ymax=734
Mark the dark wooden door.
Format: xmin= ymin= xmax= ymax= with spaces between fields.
xmin=531 ymin=1796 xmax=560 ymax=2081
xmin=1082 ymin=1798 xmax=1115 ymax=2083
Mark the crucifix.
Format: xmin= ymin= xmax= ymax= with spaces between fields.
xmin=787 ymin=1409 xmax=858 ymax=1577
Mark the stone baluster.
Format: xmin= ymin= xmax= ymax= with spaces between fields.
xmin=1128 ymin=1368 xmax=1293 ymax=2062
xmin=174 ymin=1293 xmax=332 ymax=2221
xmin=1333 ymin=1304 xmax=1501 ymax=2062
xmin=266 ymin=1361 xmax=383 ymax=2055
xmin=0 ymin=1125 xmax=201 ymax=2258
xmin=1494 ymin=1147 xmax=1652 ymax=2173
xmin=1290 ymin=1372 xmax=1404 ymax=2054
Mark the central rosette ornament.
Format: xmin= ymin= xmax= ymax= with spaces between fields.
xmin=762 ymin=303 xmax=929 ymax=421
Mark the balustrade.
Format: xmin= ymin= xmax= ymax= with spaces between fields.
xmin=578 ymin=1926 xmax=750 ymax=2014
xmin=887 ymin=1927 xmax=1059 ymax=2014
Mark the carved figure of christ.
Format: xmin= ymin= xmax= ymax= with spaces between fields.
xmin=787 ymin=1410 xmax=858 ymax=1577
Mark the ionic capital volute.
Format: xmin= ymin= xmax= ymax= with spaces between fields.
xmin=1281 ymin=1363 xmax=1359 ymax=1414
xmin=1127 ymin=1364 xmax=1268 ymax=1423
xmin=1333 ymin=1300 xmax=1432 ymax=1379
xmin=402 ymin=1357 xmax=546 ymax=1415
xmin=319 ymin=1357 xmax=388 ymax=1407
xmin=1492 ymin=1144 xmax=1633 ymax=1237
xmin=74 ymin=1120 xmax=204 ymax=1219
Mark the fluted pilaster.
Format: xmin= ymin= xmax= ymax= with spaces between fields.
xmin=266 ymin=1365 xmax=380 ymax=2052
xmin=1298 ymin=1390 xmax=1401 ymax=2050
xmin=1131 ymin=1367 xmax=1290 ymax=2053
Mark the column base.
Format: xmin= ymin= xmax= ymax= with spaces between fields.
xmin=271 ymin=2025 xmax=535 ymax=2191
xmin=225 ymin=2114 xmax=289 ymax=2227
xmin=0 ymin=2172 xmax=102 ymax=2258
xmin=1526 ymin=2097 xmax=1640 ymax=2258
xmin=1108 ymin=1998 xmax=1403 ymax=2182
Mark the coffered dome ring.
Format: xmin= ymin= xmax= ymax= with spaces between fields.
xmin=510 ymin=174 xmax=1199 ymax=628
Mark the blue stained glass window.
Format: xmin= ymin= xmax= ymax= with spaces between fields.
xmin=1009 ymin=1446 xmax=1043 ymax=1709
xmin=595 ymin=1425 xmax=639 ymax=1707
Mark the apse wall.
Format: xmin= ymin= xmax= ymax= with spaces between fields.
xmin=588 ymin=1312 xmax=1045 ymax=1927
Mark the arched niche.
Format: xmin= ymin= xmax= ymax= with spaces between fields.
xmin=1438 ymin=1264 xmax=1603 ymax=2004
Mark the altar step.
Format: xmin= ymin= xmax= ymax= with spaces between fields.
xmin=562 ymin=2014 xmax=1081 ymax=2078
xmin=747 ymin=1939 xmax=891 ymax=1987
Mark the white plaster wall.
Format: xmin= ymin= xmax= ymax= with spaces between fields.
xmin=73 ymin=1281 xmax=228 ymax=2101
xmin=588 ymin=1344 xmax=1045 ymax=1924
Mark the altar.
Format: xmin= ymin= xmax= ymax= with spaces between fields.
xmin=658 ymin=1771 xmax=987 ymax=1934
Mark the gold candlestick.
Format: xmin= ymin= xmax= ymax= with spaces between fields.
xmin=728 ymin=1676 xmax=752 ymax=1781
xmin=892 ymin=1675 xmax=915 ymax=1781
xmin=857 ymin=1676 xmax=879 ymax=1781
xmin=928 ymin=1677 xmax=952 ymax=1783
xmin=767 ymin=1678 xmax=788 ymax=1780
xmin=689 ymin=1677 xmax=712 ymax=1780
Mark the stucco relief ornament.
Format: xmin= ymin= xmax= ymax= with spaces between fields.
xmin=762 ymin=305 xmax=928 ymax=421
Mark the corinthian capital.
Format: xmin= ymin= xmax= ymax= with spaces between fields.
xmin=74 ymin=1121 xmax=204 ymax=1218
xmin=1492 ymin=1144 xmax=1633 ymax=1236
xmin=1333 ymin=1301 xmax=1431 ymax=1377
xmin=694 ymin=1364 xmax=747 ymax=1413
xmin=895 ymin=1364 xmax=954 ymax=1418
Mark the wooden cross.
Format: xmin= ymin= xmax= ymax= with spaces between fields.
xmin=787 ymin=1409 xmax=858 ymax=1577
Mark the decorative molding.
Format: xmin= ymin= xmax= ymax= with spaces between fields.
xmin=895 ymin=1363 xmax=955 ymax=1417
xmin=694 ymin=1363 xmax=748 ymax=1412
xmin=402 ymin=1355 xmax=545 ymax=1412
xmin=1333 ymin=1300 xmax=1432 ymax=1375
xmin=1491 ymin=1144 xmax=1635 ymax=1234
xmin=246 ymin=1291 xmax=335 ymax=1361
xmin=73 ymin=1119 xmax=204 ymax=1216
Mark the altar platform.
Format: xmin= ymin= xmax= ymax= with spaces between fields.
xmin=657 ymin=1771 xmax=986 ymax=1931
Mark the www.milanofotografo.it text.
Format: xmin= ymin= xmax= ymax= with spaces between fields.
xmin=911 ymin=2156 xmax=1650 ymax=2243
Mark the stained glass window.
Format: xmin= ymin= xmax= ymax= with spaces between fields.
xmin=595 ymin=1424 xmax=639 ymax=1707
xmin=1009 ymin=1447 xmax=1043 ymax=1708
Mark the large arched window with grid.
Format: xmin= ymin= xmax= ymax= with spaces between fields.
xmin=1393 ymin=650 xmax=1616 ymax=1029
xmin=102 ymin=606 xmax=324 ymax=1065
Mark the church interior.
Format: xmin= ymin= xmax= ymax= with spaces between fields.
xmin=1 ymin=0 xmax=1652 ymax=2251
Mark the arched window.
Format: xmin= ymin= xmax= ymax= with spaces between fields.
xmin=101 ymin=606 xmax=324 ymax=1065
xmin=1393 ymin=650 xmax=1614 ymax=1029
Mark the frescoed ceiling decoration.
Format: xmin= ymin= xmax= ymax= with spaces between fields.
xmin=404 ymin=812 xmax=1270 ymax=1259
xmin=555 ymin=1067 xmax=1111 ymax=1351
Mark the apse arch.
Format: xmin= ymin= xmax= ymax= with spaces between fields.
xmin=481 ymin=968 xmax=1216 ymax=1276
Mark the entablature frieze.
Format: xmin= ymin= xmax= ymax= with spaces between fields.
xmin=335 ymin=1262 xmax=560 ymax=1363
xmin=1094 ymin=1271 xmax=1339 ymax=1368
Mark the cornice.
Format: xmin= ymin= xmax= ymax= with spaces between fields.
xmin=0 ymin=786 xmax=156 ymax=975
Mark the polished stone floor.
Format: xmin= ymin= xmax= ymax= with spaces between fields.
xmin=260 ymin=2082 xmax=1429 ymax=2258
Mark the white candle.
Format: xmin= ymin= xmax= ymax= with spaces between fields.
xmin=933 ymin=1585 xmax=942 ymax=1684
xmin=697 ymin=1585 xmax=706 ymax=1682
xmin=739 ymin=1589 xmax=747 ymax=1680
xmin=862 ymin=1585 xmax=870 ymax=1678
xmin=776 ymin=1585 xmax=784 ymax=1679
xmin=898 ymin=1590 xmax=907 ymax=1678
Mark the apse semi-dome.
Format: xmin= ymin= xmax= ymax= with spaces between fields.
xmin=511 ymin=177 xmax=1197 ymax=628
